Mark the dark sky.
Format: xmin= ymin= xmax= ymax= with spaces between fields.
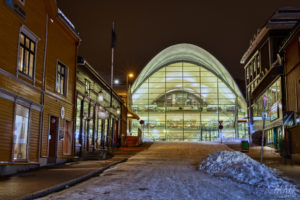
xmin=57 ymin=0 xmax=300 ymax=89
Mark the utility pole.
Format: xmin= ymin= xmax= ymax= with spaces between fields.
xmin=110 ymin=22 xmax=116 ymax=88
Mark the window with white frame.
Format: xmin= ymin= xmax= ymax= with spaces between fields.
xmin=18 ymin=32 xmax=36 ymax=78
xmin=56 ymin=62 xmax=68 ymax=95
xmin=18 ymin=0 xmax=25 ymax=5
xmin=13 ymin=104 xmax=30 ymax=160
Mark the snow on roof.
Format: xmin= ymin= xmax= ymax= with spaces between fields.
xmin=58 ymin=8 xmax=75 ymax=30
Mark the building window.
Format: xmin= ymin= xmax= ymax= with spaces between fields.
xmin=253 ymin=77 xmax=281 ymax=121
xmin=89 ymin=105 xmax=95 ymax=149
xmin=13 ymin=104 xmax=30 ymax=160
xmin=85 ymin=79 xmax=90 ymax=95
xmin=63 ymin=121 xmax=72 ymax=155
xmin=253 ymin=60 xmax=256 ymax=77
xmin=18 ymin=33 xmax=36 ymax=78
xmin=18 ymin=0 xmax=25 ymax=5
xmin=246 ymin=67 xmax=249 ymax=82
xmin=56 ymin=62 xmax=67 ymax=95
xmin=261 ymin=41 xmax=270 ymax=71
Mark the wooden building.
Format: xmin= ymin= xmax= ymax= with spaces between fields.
xmin=0 ymin=0 xmax=80 ymax=175
xmin=280 ymin=22 xmax=300 ymax=162
xmin=75 ymin=57 xmax=124 ymax=159
xmin=240 ymin=7 xmax=300 ymax=149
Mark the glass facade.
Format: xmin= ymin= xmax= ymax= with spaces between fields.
xmin=74 ymin=94 xmax=121 ymax=155
xmin=252 ymin=77 xmax=282 ymax=132
xmin=75 ymin=61 xmax=123 ymax=156
xmin=132 ymin=62 xmax=246 ymax=141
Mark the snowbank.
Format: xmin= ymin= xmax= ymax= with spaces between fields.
xmin=200 ymin=151 xmax=298 ymax=197
xmin=142 ymin=138 xmax=153 ymax=142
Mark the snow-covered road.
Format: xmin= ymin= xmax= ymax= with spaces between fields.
xmin=40 ymin=142 xmax=299 ymax=200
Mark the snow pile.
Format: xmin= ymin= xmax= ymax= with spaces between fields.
xmin=142 ymin=138 xmax=153 ymax=142
xmin=200 ymin=151 xmax=298 ymax=197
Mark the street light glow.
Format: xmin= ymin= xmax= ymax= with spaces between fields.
xmin=114 ymin=79 xmax=119 ymax=84
xmin=128 ymin=73 xmax=134 ymax=78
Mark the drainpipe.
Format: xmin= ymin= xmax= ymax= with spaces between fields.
xmin=38 ymin=14 xmax=49 ymax=163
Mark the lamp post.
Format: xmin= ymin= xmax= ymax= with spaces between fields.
xmin=126 ymin=73 xmax=134 ymax=90
xmin=126 ymin=73 xmax=134 ymax=107
xmin=126 ymin=73 xmax=134 ymax=136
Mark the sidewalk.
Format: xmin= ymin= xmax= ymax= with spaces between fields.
xmin=225 ymin=143 xmax=300 ymax=189
xmin=0 ymin=143 xmax=152 ymax=200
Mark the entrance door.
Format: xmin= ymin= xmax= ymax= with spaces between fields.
xmin=48 ymin=116 xmax=58 ymax=163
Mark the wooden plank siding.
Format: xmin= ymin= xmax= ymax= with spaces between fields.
xmin=0 ymin=98 xmax=14 ymax=161
xmin=284 ymin=36 xmax=300 ymax=75
xmin=29 ymin=109 xmax=40 ymax=162
xmin=0 ymin=73 xmax=41 ymax=104
xmin=41 ymin=95 xmax=74 ymax=158
xmin=0 ymin=0 xmax=46 ymax=88
xmin=40 ymin=11 xmax=78 ymax=159
xmin=0 ymin=0 xmax=79 ymax=170
xmin=286 ymin=66 xmax=300 ymax=112
xmin=0 ymin=3 xmax=22 ymax=76
xmin=284 ymin=29 xmax=300 ymax=113
xmin=45 ymin=17 xmax=77 ymax=103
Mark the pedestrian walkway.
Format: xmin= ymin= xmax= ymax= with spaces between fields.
xmin=225 ymin=143 xmax=300 ymax=189
xmin=39 ymin=142 xmax=299 ymax=200
xmin=0 ymin=143 xmax=151 ymax=200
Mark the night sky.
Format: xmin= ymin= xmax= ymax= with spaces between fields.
xmin=57 ymin=0 xmax=300 ymax=92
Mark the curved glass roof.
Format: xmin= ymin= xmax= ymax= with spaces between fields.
xmin=131 ymin=43 xmax=246 ymax=109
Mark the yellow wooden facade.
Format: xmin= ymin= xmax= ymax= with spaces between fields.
xmin=0 ymin=0 xmax=80 ymax=175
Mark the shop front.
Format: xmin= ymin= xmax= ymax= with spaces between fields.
xmin=252 ymin=77 xmax=284 ymax=148
xmin=75 ymin=58 xmax=122 ymax=158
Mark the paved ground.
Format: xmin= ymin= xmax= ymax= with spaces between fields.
xmin=0 ymin=144 xmax=150 ymax=200
xmin=225 ymin=143 xmax=300 ymax=188
xmin=1 ymin=142 xmax=299 ymax=200
xmin=38 ymin=142 xmax=299 ymax=200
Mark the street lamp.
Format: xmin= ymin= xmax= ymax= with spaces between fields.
xmin=98 ymin=91 xmax=104 ymax=102
xmin=126 ymin=73 xmax=134 ymax=90
xmin=128 ymin=73 xmax=134 ymax=78
xmin=126 ymin=72 xmax=134 ymax=108
xmin=114 ymin=79 xmax=119 ymax=84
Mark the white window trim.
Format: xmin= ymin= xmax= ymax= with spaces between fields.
xmin=55 ymin=60 xmax=69 ymax=97
xmin=18 ymin=0 xmax=25 ymax=6
xmin=16 ymin=25 xmax=40 ymax=83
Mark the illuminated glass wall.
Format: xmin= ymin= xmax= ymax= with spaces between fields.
xmin=132 ymin=62 xmax=246 ymax=141
xmin=253 ymin=77 xmax=282 ymax=132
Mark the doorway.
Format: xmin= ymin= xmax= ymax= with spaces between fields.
xmin=48 ymin=116 xmax=58 ymax=163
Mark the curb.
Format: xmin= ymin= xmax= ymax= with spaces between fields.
xmin=19 ymin=158 xmax=128 ymax=200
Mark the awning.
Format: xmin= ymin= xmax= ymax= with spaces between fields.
xmin=127 ymin=109 xmax=140 ymax=120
